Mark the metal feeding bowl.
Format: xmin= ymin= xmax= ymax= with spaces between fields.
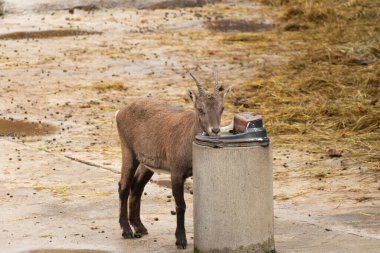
xmin=194 ymin=112 xmax=269 ymax=148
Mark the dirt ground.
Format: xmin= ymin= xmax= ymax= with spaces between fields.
xmin=0 ymin=1 xmax=379 ymax=252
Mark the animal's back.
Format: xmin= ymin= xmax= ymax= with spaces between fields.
xmin=116 ymin=99 xmax=196 ymax=171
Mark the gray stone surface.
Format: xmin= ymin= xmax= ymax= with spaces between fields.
xmin=1 ymin=140 xmax=380 ymax=253
xmin=0 ymin=139 xmax=193 ymax=253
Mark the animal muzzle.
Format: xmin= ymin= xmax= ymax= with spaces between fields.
xmin=207 ymin=127 xmax=221 ymax=136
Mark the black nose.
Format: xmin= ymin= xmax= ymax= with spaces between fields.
xmin=212 ymin=128 xmax=220 ymax=134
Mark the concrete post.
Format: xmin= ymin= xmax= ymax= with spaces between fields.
xmin=193 ymin=143 xmax=274 ymax=253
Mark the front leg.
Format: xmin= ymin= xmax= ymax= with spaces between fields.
xmin=171 ymin=174 xmax=187 ymax=249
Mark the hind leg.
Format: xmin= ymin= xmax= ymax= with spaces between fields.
xmin=118 ymin=145 xmax=139 ymax=239
xmin=129 ymin=165 xmax=154 ymax=236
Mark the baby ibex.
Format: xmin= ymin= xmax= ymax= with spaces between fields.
xmin=116 ymin=73 xmax=228 ymax=249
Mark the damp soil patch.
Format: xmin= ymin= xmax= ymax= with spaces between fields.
xmin=91 ymin=82 xmax=128 ymax=91
xmin=0 ymin=29 xmax=101 ymax=40
xmin=137 ymin=0 xmax=206 ymax=10
xmin=206 ymin=20 xmax=275 ymax=33
xmin=0 ymin=119 xmax=57 ymax=137
xmin=25 ymin=250 xmax=110 ymax=253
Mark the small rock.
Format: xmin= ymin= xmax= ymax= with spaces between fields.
xmin=327 ymin=148 xmax=342 ymax=158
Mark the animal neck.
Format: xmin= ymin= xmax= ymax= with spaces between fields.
xmin=179 ymin=110 xmax=201 ymax=142
xmin=191 ymin=110 xmax=201 ymax=135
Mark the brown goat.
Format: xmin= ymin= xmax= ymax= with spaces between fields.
xmin=116 ymin=73 xmax=228 ymax=249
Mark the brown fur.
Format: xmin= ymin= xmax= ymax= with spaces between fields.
xmin=116 ymin=85 xmax=226 ymax=249
xmin=117 ymin=100 xmax=197 ymax=172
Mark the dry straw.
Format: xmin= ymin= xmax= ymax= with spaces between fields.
xmin=230 ymin=0 xmax=379 ymax=163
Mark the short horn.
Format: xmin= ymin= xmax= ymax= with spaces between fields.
xmin=189 ymin=72 xmax=206 ymax=96
xmin=214 ymin=70 xmax=219 ymax=95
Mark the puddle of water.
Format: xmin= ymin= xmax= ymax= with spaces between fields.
xmin=206 ymin=20 xmax=275 ymax=33
xmin=69 ymin=4 xmax=100 ymax=12
xmin=0 ymin=119 xmax=57 ymax=137
xmin=24 ymin=250 xmax=109 ymax=253
xmin=138 ymin=1 xmax=204 ymax=9
xmin=0 ymin=29 xmax=101 ymax=40
xmin=326 ymin=212 xmax=380 ymax=225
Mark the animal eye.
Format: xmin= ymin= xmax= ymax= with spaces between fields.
xmin=198 ymin=108 xmax=205 ymax=115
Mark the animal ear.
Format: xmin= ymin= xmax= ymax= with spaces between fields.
xmin=187 ymin=89 xmax=197 ymax=103
xmin=221 ymin=86 xmax=232 ymax=98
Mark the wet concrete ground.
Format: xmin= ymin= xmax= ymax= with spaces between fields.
xmin=0 ymin=140 xmax=193 ymax=253
xmin=1 ymin=1 xmax=379 ymax=252
xmin=2 ymin=139 xmax=380 ymax=253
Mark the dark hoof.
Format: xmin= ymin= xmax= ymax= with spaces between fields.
xmin=131 ymin=223 xmax=148 ymax=236
xmin=176 ymin=238 xmax=187 ymax=249
xmin=138 ymin=230 xmax=148 ymax=235
xmin=134 ymin=232 xmax=142 ymax=238
xmin=122 ymin=230 xmax=134 ymax=239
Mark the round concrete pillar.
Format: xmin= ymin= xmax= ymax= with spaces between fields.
xmin=193 ymin=141 xmax=274 ymax=253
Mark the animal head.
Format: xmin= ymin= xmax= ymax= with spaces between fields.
xmin=188 ymin=72 xmax=230 ymax=136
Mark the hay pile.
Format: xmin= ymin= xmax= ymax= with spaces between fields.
xmin=231 ymin=0 xmax=379 ymax=162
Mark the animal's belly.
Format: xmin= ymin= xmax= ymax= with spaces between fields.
xmin=137 ymin=152 xmax=171 ymax=174
xmin=144 ymin=164 xmax=170 ymax=174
